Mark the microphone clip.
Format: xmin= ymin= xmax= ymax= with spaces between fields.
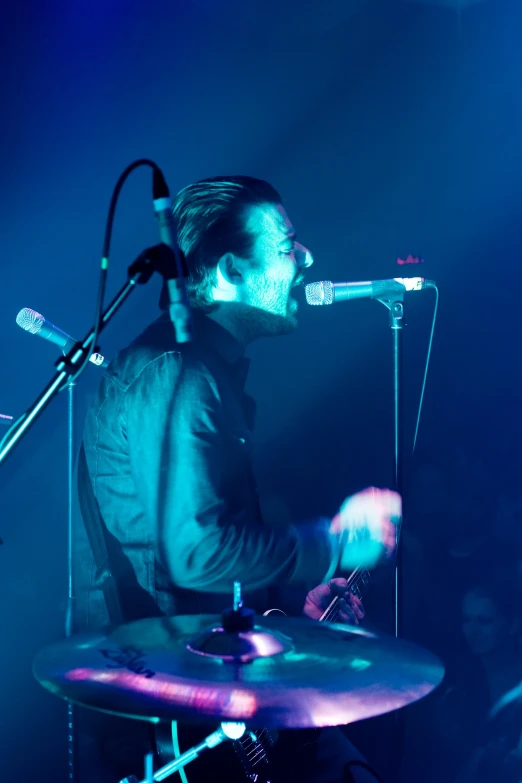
xmin=128 ymin=243 xmax=188 ymax=285
xmin=55 ymin=342 xmax=103 ymax=378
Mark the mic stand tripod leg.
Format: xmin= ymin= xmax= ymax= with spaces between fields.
xmin=124 ymin=723 xmax=246 ymax=783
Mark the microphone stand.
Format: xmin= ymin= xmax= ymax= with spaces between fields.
xmin=373 ymin=294 xmax=404 ymax=631
xmin=0 ymin=243 xmax=178 ymax=780
xmin=66 ymin=379 xmax=75 ymax=636
xmin=65 ymin=375 xmax=76 ymax=782
xmin=375 ymin=293 xmax=404 ymax=782
xmin=375 ymin=295 xmax=405 ymax=636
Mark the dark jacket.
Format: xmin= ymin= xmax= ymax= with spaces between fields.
xmin=74 ymin=310 xmax=336 ymax=628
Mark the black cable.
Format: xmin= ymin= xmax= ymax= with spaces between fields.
xmin=67 ymin=158 xmax=160 ymax=386
xmin=412 ymin=284 xmax=439 ymax=453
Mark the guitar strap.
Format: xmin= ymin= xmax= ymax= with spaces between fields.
xmin=77 ymin=445 xmax=161 ymax=764
xmin=77 ymin=443 xmax=125 ymax=626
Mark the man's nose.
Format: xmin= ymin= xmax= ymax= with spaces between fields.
xmin=295 ymin=241 xmax=314 ymax=268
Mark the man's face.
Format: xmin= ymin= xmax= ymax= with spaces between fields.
xmin=240 ymin=202 xmax=313 ymax=334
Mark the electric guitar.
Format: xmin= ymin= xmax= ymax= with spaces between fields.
xmin=155 ymin=566 xmax=372 ymax=783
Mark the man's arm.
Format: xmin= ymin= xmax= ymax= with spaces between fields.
xmin=124 ymin=352 xmax=337 ymax=593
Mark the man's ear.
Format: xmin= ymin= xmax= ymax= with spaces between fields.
xmin=213 ymin=252 xmax=249 ymax=302
xmin=217 ymin=252 xmax=246 ymax=285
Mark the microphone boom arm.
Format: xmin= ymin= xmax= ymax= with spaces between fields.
xmin=0 ymin=244 xmax=171 ymax=465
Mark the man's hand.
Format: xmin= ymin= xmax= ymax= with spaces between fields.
xmin=331 ymin=487 xmax=402 ymax=570
xmin=303 ymin=578 xmax=365 ymax=624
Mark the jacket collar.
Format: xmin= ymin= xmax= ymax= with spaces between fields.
xmin=191 ymin=310 xmax=245 ymax=365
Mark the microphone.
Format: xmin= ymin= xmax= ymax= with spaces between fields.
xmin=16 ymin=308 xmax=108 ymax=367
xmin=305 ymin=277 xmax=435 ymax=306
xmin=152 ymin=167 xmax=192 ymax=343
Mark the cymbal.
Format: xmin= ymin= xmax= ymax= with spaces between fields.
xmin=34 ymin=615 xmax=444 ymax=728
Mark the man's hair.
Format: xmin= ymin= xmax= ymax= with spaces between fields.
xmin=160 ymin=175 xmax=282 ymax=311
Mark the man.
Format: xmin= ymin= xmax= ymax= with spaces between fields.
xmin=75 ymin=175 xmax=400 ymax=782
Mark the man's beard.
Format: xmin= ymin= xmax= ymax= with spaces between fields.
xmin=235 ymin=277 xmax=298 ymax=340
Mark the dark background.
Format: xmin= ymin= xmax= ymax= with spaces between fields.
xmin=1 ymin=0 xmax=522 ymax=780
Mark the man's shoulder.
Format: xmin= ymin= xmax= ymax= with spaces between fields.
xmin=107 ymin=315 xmax=215 ymax=392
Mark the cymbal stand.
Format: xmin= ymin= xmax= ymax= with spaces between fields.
xmin=120 ymin=583 xmax=249 ymax=783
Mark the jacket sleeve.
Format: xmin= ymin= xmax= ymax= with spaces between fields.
xmin=123 ymin=351 xmax=338 ymax=593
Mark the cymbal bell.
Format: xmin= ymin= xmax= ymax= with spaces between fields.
xmin=34 ymin=614 xmax=444 ymax=728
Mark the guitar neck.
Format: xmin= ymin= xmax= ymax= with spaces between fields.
xmin=318 ymin=567 xmax=372 ymax=623
xmin=232 ymin=565 xmax=373 ymax=781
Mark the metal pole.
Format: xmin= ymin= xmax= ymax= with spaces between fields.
xmin=390 ymin=301 xmax=404 ymax=638
xmin=66 ymin=378 xmax=76 ymax=782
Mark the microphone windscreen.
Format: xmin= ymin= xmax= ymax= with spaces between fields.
xmin=16 ymin=308 xmax=44 ymax=334
xmin=305 ymin=281 xmax=333 ymax=306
